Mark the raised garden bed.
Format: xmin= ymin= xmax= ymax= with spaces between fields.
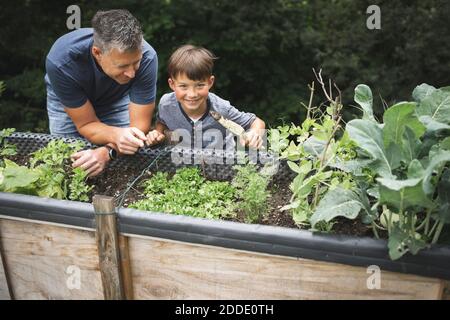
xmin=0 ymin=132 xmax=449 ymax=300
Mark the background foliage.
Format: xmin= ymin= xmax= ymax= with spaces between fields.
xmin=1 ymin=0 xmax=449 ymax=132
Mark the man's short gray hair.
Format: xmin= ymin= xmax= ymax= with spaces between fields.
xmin=92 ymin=9 xmax=143 ymax=53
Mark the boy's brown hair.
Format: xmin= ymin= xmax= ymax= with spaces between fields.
xmin=168 ymin=45 xmax=217 ymax=81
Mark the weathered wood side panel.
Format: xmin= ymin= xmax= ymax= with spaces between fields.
xmin=119 ymin=235 xmax=134 ymax=300
xmin=0 ymin=233 xmax=11 ymax=300
xmin=127 ymin=236 xmax=444 ymax=300
xmin=0 ymin=218 xmax=103 ymax=299
xmin=443 ymin=281 xmax=450 ymax=300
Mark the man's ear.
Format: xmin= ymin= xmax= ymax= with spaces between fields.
xmin=91 ymin=46 xmax=102 ymax=60
xmin=168 ymin=78 xmax=175 ymax=91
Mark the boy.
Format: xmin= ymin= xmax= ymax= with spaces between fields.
xmin=146 ymin=45 xmax=265 ymax=150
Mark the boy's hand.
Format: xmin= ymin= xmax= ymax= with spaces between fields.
xmin=146 ymin=130 xmax=166 ymax=146
xmin=71 ymin=147 xmax=110 ymax=177
xmin=113 ymin=127 xmax=147 ymax=154
xmin=240 ymin=129 xmax=264 ymax=149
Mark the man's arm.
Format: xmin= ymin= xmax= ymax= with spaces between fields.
xmin=129 ymin=101 xmax=155 ymax=134
xmin=64 ymin=99 xmax=147 ymax=154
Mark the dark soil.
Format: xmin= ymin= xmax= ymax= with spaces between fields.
xmin=88 ymin=162 xmax=379 ymax=238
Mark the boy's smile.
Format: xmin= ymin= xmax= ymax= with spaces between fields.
xmin=169 ymin=73 xmax=214 ymax=118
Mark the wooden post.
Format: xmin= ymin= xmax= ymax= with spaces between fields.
xmin=93 ymin=195 xmax=125 ymax=300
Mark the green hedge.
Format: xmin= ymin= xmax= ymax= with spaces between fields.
xmin=1 ymin=0 xmax=449 ymax=131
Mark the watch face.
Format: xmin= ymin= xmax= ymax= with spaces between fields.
xmin=109 ymin=148 xmax=118 ymax=160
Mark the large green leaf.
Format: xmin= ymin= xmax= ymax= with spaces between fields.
xmin=416 ymin=88 xmax=450 ymax=124
xmin=354 ymin=84 xmax=375 ymax=121
xmin=382 ymin=102 xmax=425 ymax=147
xmin=422 ymin=149 xmax=450 ymax=195
xmin=347 ymin=119 xmax=394 ymax=178
xmin=401 ymin=127 xmax=422 ymax=163
xmin=407 ymin=159 xmax=424 ymax=179
xmin=0 ymin=159 xmax=39 ymax=192
xmin=385 ymin=143 xmax=402 ymax=171
xmin=418 ymin=115 xmax=450 ymax=134
xmin=437 ymin=169 xmax=450 ymax=223
xmin=378 ymin=177 xmax=432 ymax=212
xmin=303 ymin=136 xmax=326 ymax=157
xmin=412 ymin=83 xmax=436 ymax=103
xmin=310 ymin=187 xmax=369 ymax=227
xmin=388 ymin=224 xmax=428 ymax=260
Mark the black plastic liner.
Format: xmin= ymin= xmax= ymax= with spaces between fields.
xmin=5 ymin=132 xmax=294 ymax=184
xmin=2 ymin=132 xmax=450 ymax=280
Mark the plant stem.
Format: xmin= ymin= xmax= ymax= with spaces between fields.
xmin=306 ymin=82 xmax=315 ymax=119
xmin=416 ymin=208 xmax=432 ymax=232
xmin=371 ymin=221 xmax=380 ymax=238
xmin=431 ymin=221 xmax=445 ymax=244
xmin=428 ymin=220 xmax=439 ymax=238
xmin=386 ymin=206 xmax=393 ymax=234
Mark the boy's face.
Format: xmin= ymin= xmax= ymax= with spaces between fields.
xmin=168 ymin=73 xmax=214 ymax=116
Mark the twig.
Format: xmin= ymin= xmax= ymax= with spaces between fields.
xmin=306 ymin=81 xmax=315 ymax=119
xmin=312 ymin=68 xmax=333 ymax=103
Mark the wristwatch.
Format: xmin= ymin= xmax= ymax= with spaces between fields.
xmin=104 ymin=145 xmax=118 ymax=160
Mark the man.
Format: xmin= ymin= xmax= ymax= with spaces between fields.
xmin=45 ymin=9 xmax=158 ymax=177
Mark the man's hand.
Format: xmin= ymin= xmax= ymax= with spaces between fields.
xmin=240 ymin=129 xmax=264 ymax=149
xmin=113 ymin=127 xmax=148 ymax=154
xmin=71 ymin=147 xmax=110 ymax=177
xmin=145 ymin=129 xmax=165 ymax=146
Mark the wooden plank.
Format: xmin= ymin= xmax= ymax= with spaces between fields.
xmin=0 ymin=226 xmax=12 ymax=300
xmin=443 ymin=281 xmax=450 ymax=300
xmin=119 ymin=235 xmax=134 ymax=300
xmin=93 ymin=195 xmax=124 ymax=300
xmin=127 ymin=235 xmax=444 ymax=300
xmin=0 ymin=218 xmax=103 ymax=299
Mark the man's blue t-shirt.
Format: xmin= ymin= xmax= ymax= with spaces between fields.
xmin=44 ymin=28 xmax=158 ymax=109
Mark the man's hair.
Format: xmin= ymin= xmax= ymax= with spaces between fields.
xmin=92 ymin=9 xmax=143 ymax=53
xmin=168 ymin=45 xmax=217 ymax=80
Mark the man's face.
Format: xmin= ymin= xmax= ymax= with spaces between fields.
xmin=168 ymin=73 xmax=214 ymax=116
xmin=92 ymin=46 xmax=142 ymax=85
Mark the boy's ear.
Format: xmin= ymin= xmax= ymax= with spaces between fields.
xmin=168 ymin=78 xmax=175 ymax=90
xmin=208 ymin=76 xmax=215 ymax=88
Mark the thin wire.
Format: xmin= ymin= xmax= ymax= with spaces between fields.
xmin=116 ymin=148 xmax=171 ymax=210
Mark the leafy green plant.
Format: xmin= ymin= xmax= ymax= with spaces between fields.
xmin=268 ymin=76 xmax=357 ymax=230
xmin=312 ymin=83 xmax=450 ymax=259
xmin=232 ymin=161 xmax=270 ymax=223
xmin=130 ymin=167 xmax=237 ymax=219
xmin=0 ymin=138 xmax=92 ymax=202
xmin=69 ymin=167 xmax=94 ymax=202
xmin=30 ymin=139 xmax=84 ymax=168
xmin=0 ymin=128 xmax=17 ymax=160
